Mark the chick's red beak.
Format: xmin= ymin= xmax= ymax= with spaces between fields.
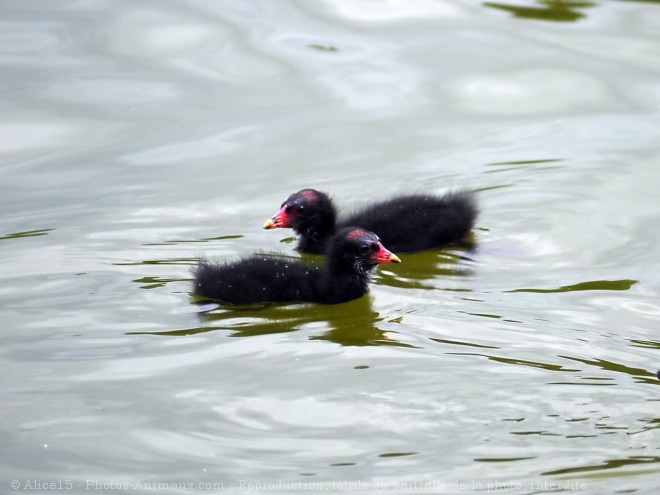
xmin=263 ymin=205 xmax=290 ymax=229
xmin=375 ymin=242 xmax=401 ymax=264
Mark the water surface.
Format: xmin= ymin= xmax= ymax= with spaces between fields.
xmin=1 ymin=0 xmax=659 ymax=493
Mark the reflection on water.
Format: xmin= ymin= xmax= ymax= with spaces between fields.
xmin=629 ymin=339 xmax=660 ymax=350
xmin=509 ymin=279 xmax=638 ymax=293
xmin=430 ymin=337 xmax=499 ymax=349
xmin=484 ymin=0 xmax=595 ymax=22
xmin=133 ymin=275 xmax=189 ymax=290
xmin=485 ymin=158 xmax=564 ymax=174
xmin=0 ymin=228 xmax=54 ymax=241
xmin=377 ymin=244 xmax=476 ymax=290
xmin=560 ymin=355 xmax=658 ymax=384
xmin=192 ymin=296 xmax=416 ymax=347
xmin=308 ymin=44 xmax=339 ymax=53
xmin=128 ymin=295 xmax=414 ymax=347
xmin=543 ymin=456 xmax=660 ymax=476
xmin=142 ymin=234 xmax=244 ymax=246
xmin=449 ymin=352 xmax=581 ymax=372
xmin=2 ymin=0 xmax=660 ymax=490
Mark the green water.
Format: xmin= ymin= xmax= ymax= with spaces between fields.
xmin=1 ymin=0 xmax=659 ymax=493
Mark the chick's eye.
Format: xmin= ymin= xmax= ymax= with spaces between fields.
xmin=360 ymin=245 xmax=371 ymax=254
xmin=286 ymin=203 xmax=305 ymax=214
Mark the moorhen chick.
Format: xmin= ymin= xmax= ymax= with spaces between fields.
xmin=263 ymin=188 xmax=478 ymax=254
xmin=194 ymin=227 xmax=400 ymax=305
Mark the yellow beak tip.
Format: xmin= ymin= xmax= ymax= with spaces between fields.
xmin=390 ymin=254 xmax=402 ymax=263
xmin=263 ymin=220 xmax=276 ymax=229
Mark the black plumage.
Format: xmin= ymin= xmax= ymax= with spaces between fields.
xmin=264 ymin=188 xmax=478 ymax=254
xmin=193 ymin=227 xmax=400 ymax=305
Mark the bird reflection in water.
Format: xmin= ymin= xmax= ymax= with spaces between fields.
xmin=194 ymin=295 xmax=416 ymax=348
xmin=376 ymin=240 xmax=476 ymax=290
xmin=483 ymin=0 xmax=596 ymax=23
